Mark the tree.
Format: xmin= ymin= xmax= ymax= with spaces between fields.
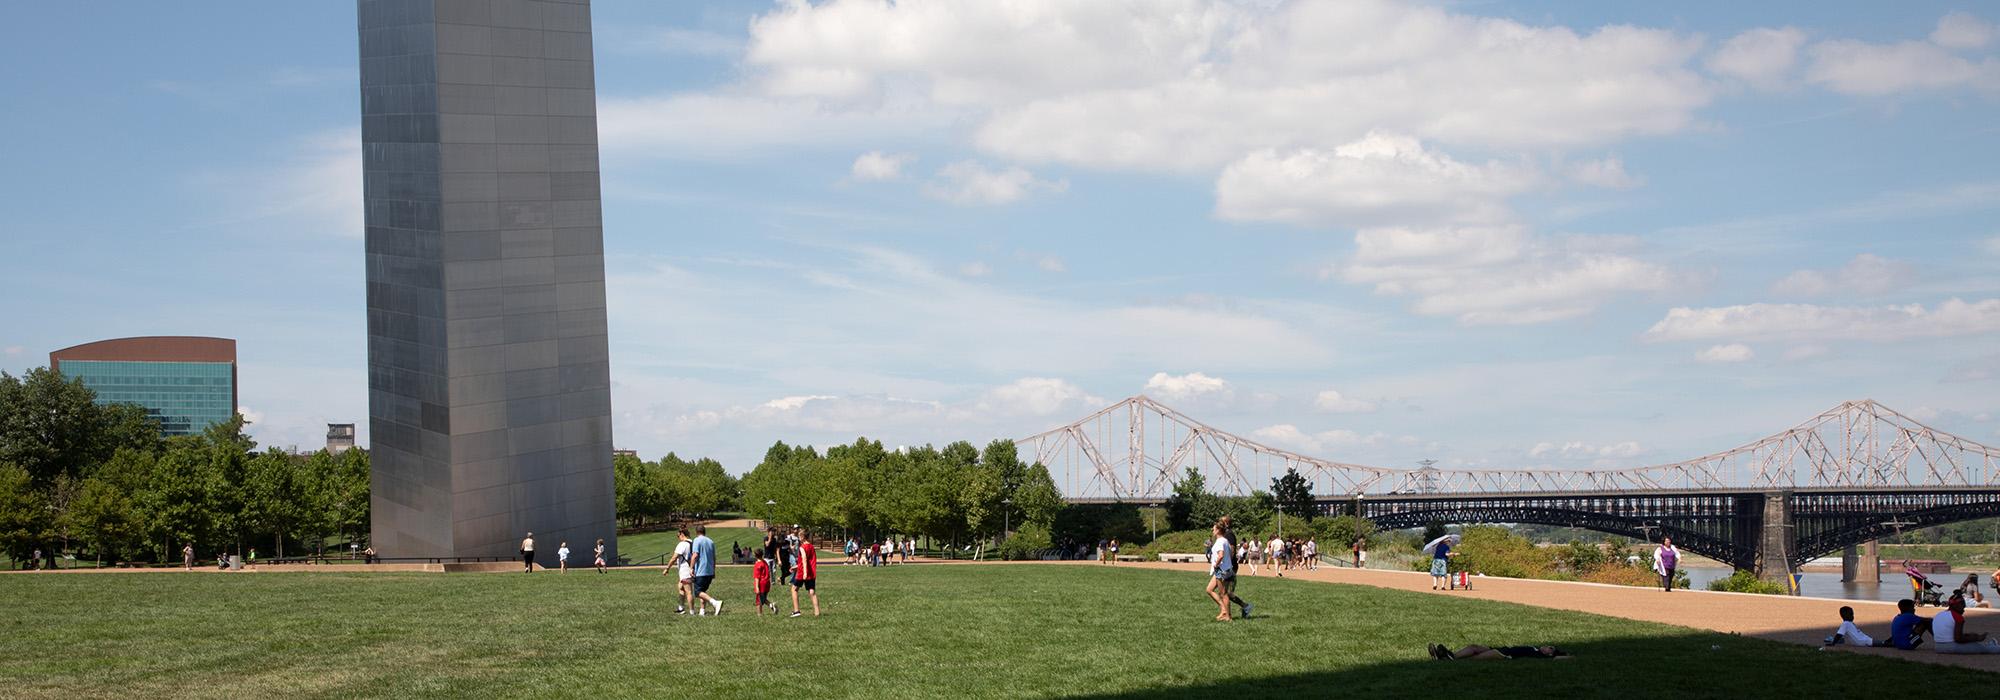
xmin=1422 ymin=520 xmax=1449 ymax=544
xmin=0 ymin=464 xmax=50 ymax=565
xmin=1164 ymin=467 xmax=1210 ymax=531
xmin=1270 ymin=467 xmax=1315 ymax=524
xmin=241 ymin=449 xmax=303 ymax=559
xmin=0 ymin=369 xmax=151 ymax=487
xmin=1014 ymin=463 xmax=1063 ymax=528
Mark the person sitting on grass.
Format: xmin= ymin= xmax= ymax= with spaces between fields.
xmin=1890 ymin=598 xmax=1928 ymax=650
xmin=1932 ymin=594 xmax=2000 ymax=654
xmin=1824 ymin=606 xmax=1890 ymax=647
xmin=1428 ymin=644 xmax=1570 ymax=660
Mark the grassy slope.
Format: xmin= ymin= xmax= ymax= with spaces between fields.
xmin=1 ymin=564 xmax=1990 ymax=699
xmin=1879 ymin=544 xmax=2000 ymax=571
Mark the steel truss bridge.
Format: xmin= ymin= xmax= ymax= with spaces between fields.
xmin=1019 ymin=397 xmax=2000 ymax=574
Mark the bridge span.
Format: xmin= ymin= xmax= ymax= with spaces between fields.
xmin=1024 ymin=398 xmax=2000 ymax=579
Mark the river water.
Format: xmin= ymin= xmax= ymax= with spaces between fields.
xmin=1681 ymin=567 xmax=1993 ymax=604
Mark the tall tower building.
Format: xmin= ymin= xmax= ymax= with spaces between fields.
xmin=357 ymin=0 xmax=614 ymax=564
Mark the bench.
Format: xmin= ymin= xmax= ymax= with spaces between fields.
xmin=1115 ymin=555 xmax=1144 ymax=562
xmin=1157 ymin=553 xmax=1204 ymax=563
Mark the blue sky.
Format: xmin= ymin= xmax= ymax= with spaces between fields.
xmin=2 ymin=1 xmax=1997 ymax=478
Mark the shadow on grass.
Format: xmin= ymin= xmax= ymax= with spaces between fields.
xmin=1068 ymin=628 xmax=1997 ymax=700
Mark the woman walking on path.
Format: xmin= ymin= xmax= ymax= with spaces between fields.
xmin=1205 ymin=521 xmax=1251 ymax=621
xmin=1653 ymin=537 xmax=1680 ymax=592
xmin=593 ymin=539 xmax=607 ymax=573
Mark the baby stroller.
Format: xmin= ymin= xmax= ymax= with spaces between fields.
xmin=1909 ymin=570 xmax=1945 ymax=607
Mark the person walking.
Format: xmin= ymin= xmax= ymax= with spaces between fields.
xmin=521 ymin=532 xmax=536 ymax=573
xmin=1430 ymin=537 xmax=1454 ymax=590
xmin=691 ymin=525 xmax=723 ymax=615
xmin=1653 ymin=537 xmax=1680 ymax=592
xmin=666 ymin=528 xmax=694 ymax=614
xmin=1303 ymin=538 xmax=1318 ymax=571
xmin=557 ymin=541 xmax=571 ymax=572
xmin=1269 ymin=535 xmax=1286 ymax=577
xmin=1352 ymin=538 xmax=1364 ymax=568
xmin=594 ymin=539 xmax=608 ymax=573
xmin=183 ymin=543 xmax=195 ymax=570
xmin=752 ymin=554 xmax=774 ymax=616
xmin=1205 ymin=521 xmax=1251 ymax=621
xmin=791 ymin=529 xmax=822 ymax=617
xmin=1108 ymin=538 xmax=1120 ymax=565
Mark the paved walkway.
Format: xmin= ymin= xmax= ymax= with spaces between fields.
xmin=1122 ymin=560 xmax=2000 ymax=672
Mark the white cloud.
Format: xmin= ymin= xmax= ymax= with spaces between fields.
xmin=1214 ymin=132 xmax=1538 ymax=228
xmin=1252 ymin=424 xmax=1409 ymax=455
xmin=1696 ymin=343 xmax=1755 ymax=363
xmin=1644 ymin=298 xmax=2000 ymax=343
xmin=1034 ymin=255 xmax=1067 ymax=273
xmin=1805 ymin=26 xmax=2000 ymax=97
xmin=978 ymin=378 xmax=1105 ymax=417
xmin=1771 ymin=253 xmax=1916 ymax=297
xmin=957 ymin=261 xmax=992 ymax=278
xmin=238 ymin=406 xmax=266 ymax=426
xmin=922 ymin=161 xmax=1067 ymax=205
xmin=1528 ymin=440 xmax=1643 ymax=459
xmin=2 ymin=346 xmax=20 ymax=356
xmin=1338 ymin=227 xmax=1673 ymax=325
xmin=1313 ymin=389 xmax=1377 ymax=414
xmin=1564 ymin=156 xmax=1643 ymax=190
xmin=1933 ymin=12 xmax=1996 ymax=51
xmin=637 ymin=0 xmax=1717 ymax=174
xmin=850 ymin=150 xmax=914 ymax=181
xmin=1706 ymin=27 xmax=1808 ymax=88
xmin=1144 ymin=372 xmax=1231 ymax=401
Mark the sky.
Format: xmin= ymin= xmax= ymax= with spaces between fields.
xmin=1 ymin=1 xmax=1997 ymax=481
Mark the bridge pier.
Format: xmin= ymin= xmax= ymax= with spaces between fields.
xmin=1755 ymin=491 xmax=1795 ymax=587
xmin=1842 ymin=540 xmax=1880 ymax=583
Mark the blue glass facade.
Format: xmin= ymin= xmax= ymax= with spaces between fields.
xmin=60 ymin=360 xmax=235 ymax=436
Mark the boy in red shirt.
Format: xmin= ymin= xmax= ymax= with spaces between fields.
xmin=751 ymin=555 xmax=774 ymax=615
xmin=791 ymin=529 xmax=821 ymax=617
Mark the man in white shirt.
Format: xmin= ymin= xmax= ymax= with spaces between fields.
xmin=665 ymin=529 xmax=695 ymax=614
xmin=1933 ymin=595 xmax=2000 ymax=654
xmin=1824 ymin=606 xmax=1888 ymax=647
xmin=1269 ymin=536 xmax=1286 ymax=576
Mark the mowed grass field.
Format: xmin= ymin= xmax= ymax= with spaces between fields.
xmin=0 ymin=564 xmax=1990 ymax=699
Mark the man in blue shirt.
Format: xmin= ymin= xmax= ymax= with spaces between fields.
xmin=1890 ymin=598 xmax=1928 ymax=650
xmin=691 ymin=525 xmax=724 ymax=616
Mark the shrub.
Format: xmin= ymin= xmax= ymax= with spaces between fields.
xmin=1120 ymin=529 xmax=1218 ymax=562
xmin=997 ymin=524 xmax=1053 ymax=561
xmin=1707 ymin=570 xmax=1789 ymax=595
xmin=1453 ymin=525 xmax=1556 ymax=579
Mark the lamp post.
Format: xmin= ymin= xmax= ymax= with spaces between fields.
xmin=764 ymin=499 xmax=776 ymax=528
xmin=1002 ymin=497 xmax=1012 ymax=541
xmin=1148 ymin=503 xmax=1160 ymax=541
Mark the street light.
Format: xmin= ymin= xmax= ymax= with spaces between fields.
xmin=1148 ymin=503 xmax=1160 ymax=541
xmin=1002 ymin=498 xmax=1013 ymax=539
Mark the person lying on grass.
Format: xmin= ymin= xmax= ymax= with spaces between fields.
xmin=1428 ymin=644 xmax=1570 ymax=660
xmin=1824 ymin=605 xmax=1892 ymax=647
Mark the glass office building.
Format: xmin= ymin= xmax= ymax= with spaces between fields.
xmin=49 ymin=337 xmax=237 ymax=437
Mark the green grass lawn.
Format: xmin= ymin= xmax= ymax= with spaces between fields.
xmin=0 ymin=564 xmax=1988 ymax=699
xmin=616 ymin=527 xmax=768 ymax=563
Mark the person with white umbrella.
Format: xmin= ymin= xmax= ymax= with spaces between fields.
xmin=1423 ymin=534 xmax=1459 ymax=591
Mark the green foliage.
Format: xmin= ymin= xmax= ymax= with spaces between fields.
xmin=1707 ymin=570 xmax=1790 ymax=595
xmin=1270 ymin=467 xmax=1316 ymax=522
xmin=997 ymin=523 xmax=1054 ymax=560
xmin=1314 ymin=515 xmax=1376 ymax=551
xmin=1422 ymin=520 xmax=1448 ymax=544
xmin=1453 ymin=525 xmax=1556 ymax=579
xmin=0 ymin=463 xmax=51 ymax=560
xmin=1164 ymin=467 xmax=1209 ymax=532
xmin=1118 ymin=528 xmax=1218 ymax=562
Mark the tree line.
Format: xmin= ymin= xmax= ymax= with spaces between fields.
xmin=0 ymin=368 xmax=370 ymax=567
xmin=737 ymin=437 xmax=1063 ymax=549
xmin=612 ymin=451 xmax=740 ymax=526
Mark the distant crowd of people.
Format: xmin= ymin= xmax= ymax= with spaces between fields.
xmin=843 ymin=536 xmax=914 ymax=566
xmin=1230 ymin=534 xmax=1321 ymax=578
xmin=661 ymin=524 xmax=821 ymax=618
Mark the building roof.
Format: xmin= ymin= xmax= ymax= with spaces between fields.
xmin=49 ymin=336 xmax=236 ymax=364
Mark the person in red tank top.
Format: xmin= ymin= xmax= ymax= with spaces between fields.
xmin=790 ymin=529 xmax=821 ymax=618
